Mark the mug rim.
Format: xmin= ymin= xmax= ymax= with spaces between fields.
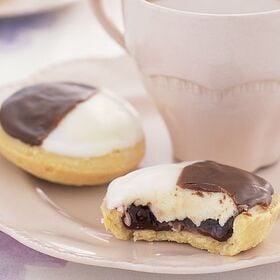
xmin=141 ymin=0 xmax=280 ymax=17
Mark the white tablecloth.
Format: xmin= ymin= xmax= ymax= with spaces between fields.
xmin=0 ymin=1 xmax=279 ymax=279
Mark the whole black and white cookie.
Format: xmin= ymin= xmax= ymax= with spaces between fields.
xmin=0 ymin=82 xmax=145 ymax=186
xmin=102 ymin=161 xmax=280 ymax=256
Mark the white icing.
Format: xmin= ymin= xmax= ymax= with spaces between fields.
xmin=42 ymin=91 xmax=144 ymax=158
xmin=105 ymin=161 xmax=238 ymax=226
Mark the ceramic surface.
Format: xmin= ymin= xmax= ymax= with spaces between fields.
xmin=0 ymin=57 xmax=279 ymax=274
xmin=92 ymin=0 xmax=280 ymax=170
xmin=0 ymin=0 xmax=79 ymax=18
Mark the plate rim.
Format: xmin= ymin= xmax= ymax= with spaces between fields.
xmin=0 ymin=0 xmax=80 ymax=18
xmin=0 ymin=57 xmax=280 ymax=274
xmin=1 ymin=221 xmax=280 ymax=275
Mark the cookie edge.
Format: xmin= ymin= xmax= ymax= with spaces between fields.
xmin=101 ymin=194 xmax=280 ymax=256
xmin=0 ymin=126 xmax=145 ymax=186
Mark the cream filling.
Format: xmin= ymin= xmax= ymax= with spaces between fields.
xmin=105 ymin=162 xmax=238 ymax=227
xmin=42 ymin=92 xmax=144 ymax=158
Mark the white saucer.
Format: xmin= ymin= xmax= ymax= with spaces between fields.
xmin=0 ymin=0 xmax=79 ymax=18
xmin=0 ymin=56 xmax=280 ymax=274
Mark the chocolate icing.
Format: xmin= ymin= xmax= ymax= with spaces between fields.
xmin=123 ymin=205 xmax=234 ymax=241
xmin=177 ymin=161 xmax=273 ymax=211
xmin=121 ymin=161 xmax=274 ymax=241
xmin=0 ymin=82 xmax=96 ymax=145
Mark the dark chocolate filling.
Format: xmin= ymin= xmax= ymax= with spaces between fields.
xmin=0 ymin=82 xmax=96 ymax=146
xmin=122 ymin=204 xmax=234 ymax=242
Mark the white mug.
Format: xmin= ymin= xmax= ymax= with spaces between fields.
xmin=91 ymin=0 xmax=280 ymax=171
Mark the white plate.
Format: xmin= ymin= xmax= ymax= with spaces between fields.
xmin=0 ymin=0 xmax=79 ymax=18
xmin=0 ymin=56 xmax=280 ymax=274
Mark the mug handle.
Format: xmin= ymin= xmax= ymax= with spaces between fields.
xmin=90 ymin=0 xmax=126 ymax=49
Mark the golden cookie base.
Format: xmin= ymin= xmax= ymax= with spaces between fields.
xmin=101 ymin=195 xmax=280 ymax=256
xmin=0 ymin=126 xmax=145 ymax=186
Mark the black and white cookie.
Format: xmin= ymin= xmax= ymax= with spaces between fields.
xmin=102 ymin=161 xmax=280 ymax=255
xmin=0 ymin=82 xmax=145 ymax=186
